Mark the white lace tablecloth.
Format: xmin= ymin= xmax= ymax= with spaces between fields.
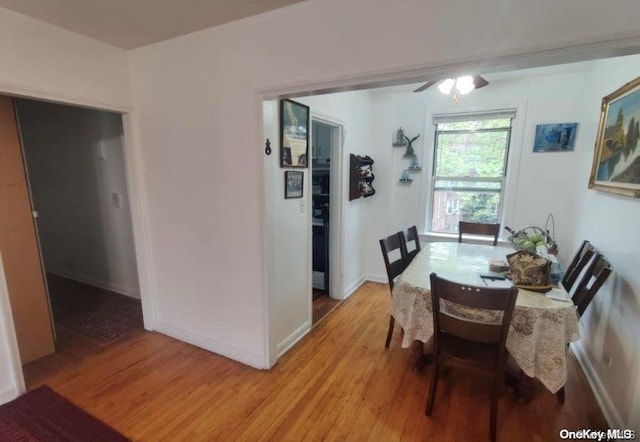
xmin=389 ymin=242 xmax=580 ymax=394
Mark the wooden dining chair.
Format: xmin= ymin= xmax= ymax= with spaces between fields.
xmin=458 ymin=221 xmax=500 ymax=246
xmin=426 ymin=273 xmax=518 ymax=442
xmin=556 ymin=253 xmax=612 ymax=405
xmin=379 ymin=232 xmax=408 ymax=348
xmin=572 ymin=253 xmax=612 ymax=317
xmin=561 ymin=240 xmax=595 ymax=293
xmin=400 ymin=225 xmax=421 ymax=265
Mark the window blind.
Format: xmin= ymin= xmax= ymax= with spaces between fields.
xmin=432 ymin=108 xmax=517 ymax=125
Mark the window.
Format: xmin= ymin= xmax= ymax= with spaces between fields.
xmin=446 ymin=199 xmax=459 ymax=215
xmin=429 ymin=110 xmax=515 ymax=234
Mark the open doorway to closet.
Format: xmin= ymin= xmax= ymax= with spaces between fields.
xmin=311 ymin=119 xmax=340 ymax=325
xmin=0 ymin=96 xmax=144 ymax=373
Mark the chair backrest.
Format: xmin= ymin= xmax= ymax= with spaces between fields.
xmin=458 ymin=222 xmax=500 ymax=246
xmin=400 ymin=225 xmax=421 ymax=265
xmin=561 ymin=240 xmax=595 ymax=292
xmin=379 ymin=232 xmax=407 ymax=291
xmin=572 ymin=254 xmax=612 ymax=316
xmin=429 ymin=273 xmax=518 ymax=348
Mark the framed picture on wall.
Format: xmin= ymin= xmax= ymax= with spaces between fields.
xmin=280 ymin=99 xmax=309 ymax=168
xmin=533 ymin=123 xmax=578 ymax=152
xmin=285 ymin=171 xmax=304 ymax=199
xmin=589 ymin=76 xmax=640 ymax=198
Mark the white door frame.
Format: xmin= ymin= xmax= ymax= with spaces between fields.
xmin=310 ymin=114 xmax=345 ymax=302
xmin=0 ymin=252 xmax=25 ymax=402
xmin=0 ymin=91 xmax=154 ymax=400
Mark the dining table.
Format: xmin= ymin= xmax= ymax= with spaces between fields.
xmin=389 ymin=241 xmax=580 ymax=397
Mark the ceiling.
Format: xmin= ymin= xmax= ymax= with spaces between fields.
xmin=0 ymin=0 xmax=305 ymax=49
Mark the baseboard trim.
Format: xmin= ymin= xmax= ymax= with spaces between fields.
xmin=343 ymin=276 xmax=365 ymax=300
xmin=155 ymin=321 xmax=266 ymax=369
xmin=0 ymin=388 xmax=19 ymax=405
xmin=47 ymin=269 xmax=140 ymax=299
xmin=276 ymin=321 xmax=311 ymax=359
xmin=364 ymin=273 xmax=387 ymax=284
xmin=571 ymin=342 xmax=623 ymax=428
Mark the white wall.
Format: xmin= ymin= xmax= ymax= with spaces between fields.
xmin=0 ymin=6 xmax=131 ymax=404
xmin=16 ymin=100 xmax=140 ymax=298
xmin=364 ymin=93 xmax=423 ymax=279
xmin=569 ymin=55 xmax=640 ymax=430
xmin=0 ymin=7 xmax=130 ymax=110
xmin=127 ymin=0 xmax=640 ymax=369
xmin=262 ymin=99 xmax=310 ymax=359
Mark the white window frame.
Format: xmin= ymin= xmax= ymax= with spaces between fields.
xmin=419 ymin=104 xmax=526 ymax=243
xmin=446 ymin=199 xmax=460 ymax=215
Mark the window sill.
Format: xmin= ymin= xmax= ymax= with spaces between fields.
xmin=419 ymin=231 xmax=510 ymax=246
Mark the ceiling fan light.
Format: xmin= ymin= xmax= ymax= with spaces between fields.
xmin=438 ymin=78 xmax=455 ymax=95
xmin=456 ymin=76 xmax=475 ymax=95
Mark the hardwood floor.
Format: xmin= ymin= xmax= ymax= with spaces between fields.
xmin=23 ymin=282 xmax=607 ymax=441
xmin=312 ymin=291 xmax=341 ymax=325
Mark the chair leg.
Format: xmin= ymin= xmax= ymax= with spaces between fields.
xmin=425 ymin=361 xmax=440 ymax=416
xmin=556 ymin=386 xmax=565 ymax=404
xmin=385 ymin=316 xmax=395 ymax=348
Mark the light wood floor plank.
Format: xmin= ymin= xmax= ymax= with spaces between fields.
xmin=23 ymin=281 xmax=607 ymax=441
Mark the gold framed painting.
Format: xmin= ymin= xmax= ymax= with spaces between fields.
xmin=589 ymin=76 xmax=640 ymax=198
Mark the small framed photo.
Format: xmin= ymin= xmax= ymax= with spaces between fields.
xmin=589 ymin=76 xmax=640 ymax=198
xmin=533 ymin=123 xmax=578 ymax=152
xmin=285 ymin=171 xmax=304 ymax=199
xmin=280 ymin=99 xmax=309 ymax=168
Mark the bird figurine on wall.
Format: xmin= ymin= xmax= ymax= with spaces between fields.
xmin=403 ymin=134 xmax=420 ymax=156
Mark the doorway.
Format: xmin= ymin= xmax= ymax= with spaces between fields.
xmin=311 ymin=118 xmax=342 ymax=325
xmin=6 ymin=97 xmax=144 ymax=368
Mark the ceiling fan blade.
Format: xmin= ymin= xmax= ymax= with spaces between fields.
xmin=473 ymin=75 xmax=489 ymax=89
xmin=414 ymin=76 xmax=488 ymax=92
xmin=413 ymin=80 xmax=438 ymax=93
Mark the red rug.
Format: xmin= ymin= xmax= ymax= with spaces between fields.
xmin=0 ymin=386 xmax=129 ymax=441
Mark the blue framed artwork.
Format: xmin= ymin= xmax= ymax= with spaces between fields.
xmin=533 ymin=123 xmax=578 ymax=152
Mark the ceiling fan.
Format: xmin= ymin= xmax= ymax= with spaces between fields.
xmin=413 ymin=75 xmax=489 ymax=93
